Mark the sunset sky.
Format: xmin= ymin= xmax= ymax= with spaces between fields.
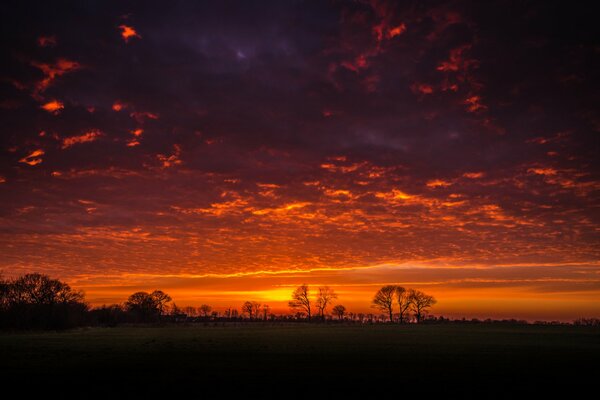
xmin=1 ymin=1 xmax=598 ymax=321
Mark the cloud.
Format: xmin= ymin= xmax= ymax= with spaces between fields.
xmin=19 ymin=149 xmax=45 ymax=166
xmin=37 ymin=35 xmax=57 ymax=47
xmin=61 ymin=130 xmax=103 ymax=149
xmin=463 ymin=172 xmax=484 ymax=179
xmin=118 ymin=24 xmax=141 ymax=43
xmin=31 ymin=58 xmax=81 ymax=97
xmin=426 ymin=179 xmax=452 ymax=188
xmin=157 ymin=144 xmax=182 ymax=168
xmin=112 ymin=101 xmax=126 ymax=111
xmin=40 ymin=100 xmax=64 ymax=114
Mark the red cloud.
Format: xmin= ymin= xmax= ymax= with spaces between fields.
xmin=112 ymin=101 xmax=126 ymax=111
xmin=463 ymin=172 xmax=485 ymax=179
xmin=41 ymin=100 xmax=64 ymax=114
xmin=61 ymin=130 xmax=103 ymax=149
xmin=37 ymin=35 xmax=57 ymax=47
xmin=130 ymin=111 xmax=159 ymax=123
xmin=31 ymin=58 xmax=81 ymax=97
xmin=19 ymin=149 xmax=45 ymax=166
xmin=464 ymin=95 xmax=487 ymax=112
xmin=411 ymin=83 xmax=434 ymax=95
xmin=387 ymin=23 xmax=407 ymax=38
xmin=157 ymin=144 xmax=182 ymax=168
xmin=119 ymin=25 xmax=141 ymax=43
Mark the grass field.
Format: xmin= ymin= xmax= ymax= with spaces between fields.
xmin=1 ymin=323 xmax=598 ymax=395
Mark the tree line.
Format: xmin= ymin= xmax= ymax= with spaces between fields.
xmin=5 ymin=272 xmax=593 ymax=330
xmin=0 ymin=273 xmax=438 ymax=329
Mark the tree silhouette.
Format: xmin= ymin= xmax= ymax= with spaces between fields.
xmin=242 ymin=301 xmax=261 ymax=319
xmin=409 ymin=289 xmax=437 ymax=323
xmin=316 ymin=286 xmax=337 ymax=318
xmin=262 ymin=304 xmax=270 ymax=320
xmin=10 ymin=273 xmax=84 ymax=305
xmin=332 ymin=304 xmax=346 ymax=320
xmin=372 ymin=285 xmax=396 ymax=322
xmin=183 ymin=306 xmax=197 ymax=316
xmin=150 ymin=290 xmax=172 ymax=316
xmin=0 ymin=273 xmax=87 ymax=329
xmin=396 ymin=286 xmax=411 ymax=324
xmin=289 ymin=284 xmax=311 ymax=321
xmin=252 ymin=302 xmax=261 ymax=319
xmin=125 ymin=290 xmax=172 ymax=322
xmin=199 ymin=304 xmax=212 ymax=317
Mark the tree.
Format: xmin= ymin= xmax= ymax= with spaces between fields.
xmin=89 ymin=304 xmax=126 ymax=326
xmin=125 ymin=292 xmax=158 ymax=321
xmin=395 ymin=286 xmax=412 ymax=324
xmin=150 ymin=290 xmax=171 ymax=316
xmin=199 ymin=304 xmax=212 ymax=317
xmin=125 ymin=290 xmax=171 ymax=322
xmin=0 ymin=273 xmax=87 ymax=329
xmin=262 ymin=304 xmax=270 ymax=320
xmin=372 ymin=285 xmax=397 ymax=322
xmin=332 ymin=305 xmax=346 ymax=320
xmin=289 ymin=284 xmax=311 ymax=321
xmin=409 ymin=289 xmax=437 ymax=323
xmin=183 ymin=306 xmax=197 ymax=316
xmin=0 ymin=273 xmax=9 ymax=310
xmin=9 ymin=273 xmax=84 ymax=305
xmin=315 ymin=286 xmax=337 ymax=318
xmin=241 ymin=301 xmax=260 ymax=319
xmin=252 ymin=302 xmax=262 ymax=318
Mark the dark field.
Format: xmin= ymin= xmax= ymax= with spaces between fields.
xmin=1 ymin=323 xmax=599 ymax=395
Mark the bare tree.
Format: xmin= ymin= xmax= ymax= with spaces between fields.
xmin=332 ymin=304 xmax=346 ymax=320
xmin=150 ymin=290 xmax=172 ymax=316
xmin=241 ymin=301 xmax=261 ymax=319
xmin=372 ymin=285 xmax=397 ymax=322
xmin=199 ymin=304 xmax=212 ymax=317
xmin=241 ymin=301 xmax=254 ymax=318
xmin=9 ymin=273 xmax=84 ymax=305
xmin=315 ymin=286 xmax=337 ymax=318
xmin=252 ymin=301 xmax=261 ymax=319
xmin=262 ymin=304 xmax=270 ymax=320
xmin=409 ymin=289 xmax=437 ymax=323
xmin=289 ymin=284 xmax=311 ymax=321
xmin=183 ymin=306 xmax=197 ymax=316
xmin=395 ymin=286 xmax=412 ymax=324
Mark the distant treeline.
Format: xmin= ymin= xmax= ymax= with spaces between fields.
xmin=1 ymin=273 xmax=598 ymax=330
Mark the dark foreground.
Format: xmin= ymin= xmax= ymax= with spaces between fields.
xmin=1 ymin=323 xmax=598 ymax=396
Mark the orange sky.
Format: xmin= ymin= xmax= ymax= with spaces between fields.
xmin=1 ymin=1 xmax=599 ymax=322
xmin=62 ymin=261 xmax=600 ymax=321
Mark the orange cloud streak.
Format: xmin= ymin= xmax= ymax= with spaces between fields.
xmin=61 ymin=130 xmax=103 ymax=149
xmin=41 ymin=100 xmax=64 ymax=114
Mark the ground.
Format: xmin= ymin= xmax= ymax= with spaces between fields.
xmin=1 ymin=323 xmax=598 ymax=395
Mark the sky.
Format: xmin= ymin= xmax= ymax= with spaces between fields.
xmin=1 ymin=0 xmax=598 ymax=321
